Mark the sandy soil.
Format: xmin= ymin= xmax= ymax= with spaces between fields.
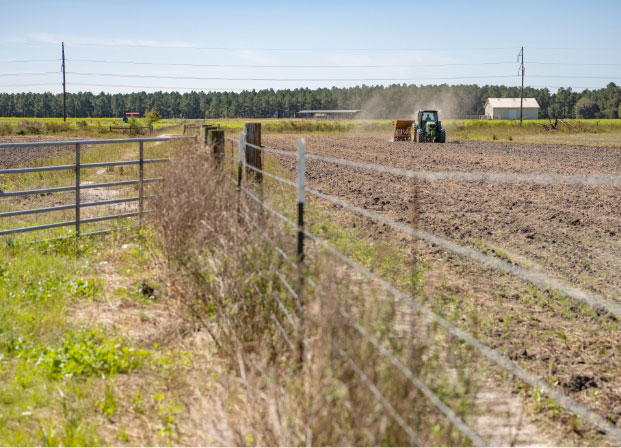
xmin=263 ymin=134 xmax=621 ymax=440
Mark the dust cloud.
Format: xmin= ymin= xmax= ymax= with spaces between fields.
xmin=357 ymin=87 xmax=479 ymax=119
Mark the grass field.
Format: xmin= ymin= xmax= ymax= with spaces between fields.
xmin=1 ymin=129 xmax=619 ymax=444
xmin=203 ymin=117 xmax=621 ymax=146
xmin=2 ymin=117 xmax=620 ymax=146
xmin=0 ymin=139 xmax=481 ymax=445
xmin=446 ymin=118 xmax=621 ymax=146
xmin=0 ymin=117 xmax=184 ymax=138
xmin=0 ymin=231 xmax=205 ymax=445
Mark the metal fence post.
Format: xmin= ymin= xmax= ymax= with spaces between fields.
xmin=296 ymin=138 xmax=307 ymax=368
xmin=139 ymin=140 xmax=144 ymax=227
xmin=297 ymin=138 xmax=306 ymax=263
xmin=75 ymin=143 xmax=80 ymax=237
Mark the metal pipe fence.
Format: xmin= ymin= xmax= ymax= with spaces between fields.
xmin=0 ymin=136 xmax=196 ymax=238
xmin=2 ymin=127 xmax=618 ymax=442
xmin=224 ymin=131 xmax=621 ymax=444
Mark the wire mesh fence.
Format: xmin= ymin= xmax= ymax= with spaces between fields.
xmin=223 ymin=127 xmax=621 ymax=444
xmin=2 ymin=126 xmax=619 ymax=443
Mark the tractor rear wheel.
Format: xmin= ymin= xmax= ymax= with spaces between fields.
xmin=417 ymin=129 xmax=425 ymax=143
xmin=437 ymin=129 xmax=446 ymax=143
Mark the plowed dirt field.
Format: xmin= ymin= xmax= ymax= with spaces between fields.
xmin=263 ymin=134 xmax=621 ymax=439
xmin=0 ymin=136 xmax=79 ymax=168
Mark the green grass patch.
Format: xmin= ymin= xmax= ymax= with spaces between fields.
xmin=0 ymin=117 xmax=184 ymax=138
xmin=4 ymin=329 xmax=149 ymax=380
xmin=208 ymin=117 xmax=621 ymax=146
xmin=0 ymin=232 xmax=161 ymax=445
xmin=208 ymin=118 xmax=393 ymax=134
xmin=444 ymin=118 xmax=621 ymax=144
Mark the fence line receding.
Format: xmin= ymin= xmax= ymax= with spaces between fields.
xmin=223 ymin=128 xmax=621 ymax=444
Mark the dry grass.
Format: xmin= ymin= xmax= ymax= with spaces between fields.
xmin=0 ymin=118 xmax=183 ymax=137
xmin=147 ymin=142 xmax=480 ymax=446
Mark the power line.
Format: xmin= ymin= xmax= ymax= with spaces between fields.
xmin=0 ymin=41 xmax=521 ymax=51
xmin=0 ymin=59 xmax=60 ymax=64
xmin=0 ymin=83 xmax=60 ymax=87
xmin=66 ymin=71 xmax=518 ymax=82
xmin=67 ymin=58 xmax=517 ymax=68
xmin=0 ymin=72 xmax=58 ymax=77
xmin=530 ymin=75 xmax=621 ymax=79
xmin=527 ymin=46 xmax=621 ymax=51
xmin=70 ymin=82 xmax=243 ymax=91
xmin=69 ymin=43 xmax=519 ymax=51
xmin=530 ymin=61 xmax=621 ymax=66
xmin=527 ymin=85 xmax=611 ymax=89
xmin=0 ymin=82 xmax=243 ymax=91
xmin=3 ymin=41 xmax=621 ymax=52
xmin=0 ymin=42 xmax=52 ymax=47
xmin=0 ymin=81 xmax=615 ymax=92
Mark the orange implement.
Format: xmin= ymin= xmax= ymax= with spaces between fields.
xmin=392 ymin=120 xmax=415 ymax=141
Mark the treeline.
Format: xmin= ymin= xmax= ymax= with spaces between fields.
xmin=1 ymin=83 xmax=620 ymax=119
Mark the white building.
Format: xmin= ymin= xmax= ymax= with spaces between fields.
xmin=484 ymin=98 xmax=540 ymax=120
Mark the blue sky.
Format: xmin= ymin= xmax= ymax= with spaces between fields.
xmin=1 ymin=0 xmax=620 ymax=94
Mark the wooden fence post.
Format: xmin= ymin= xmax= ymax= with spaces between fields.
xmin=200 ymin=125 xmax=218 ymax=146
xmin=243 ymin=123 xmax=262 ymax=182
xmin=207 ymin=129 xmax=225 ymax=166
xmin=244 ymin=123 xmax=263 ymax=226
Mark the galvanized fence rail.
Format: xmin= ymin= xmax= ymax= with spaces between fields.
xmin=0 ymin=136 xmax=196 ymax=238
xmin=2 ymin=124 xmax=619 ymax=443
xmin=223 ymin=127 xmax=621 ymax=444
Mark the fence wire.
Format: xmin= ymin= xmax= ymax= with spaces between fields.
xmin=338 ymin=348 xmax=424 ymax=447
xmin=230 ymin=147 xmax=620 ymax=319
xmin=238 ymin=182 xmax=487 ymax=445
xmin=242 ymin=140 xmax=621 ymax=187
xmin=304 ymin=185 xmax=620 ymax=319
xmin=237 ymin=191 xmax=463 ymax=445
xmin=271 ymin=313 xmax=296 ymax=352
xmin=299 ymin=224 xmax=621 ymax=441
xmin=226 ymin=138 xmax=621 ymax=442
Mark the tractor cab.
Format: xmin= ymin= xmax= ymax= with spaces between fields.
xmin=418 ymin=110 xmax=438 ymax=127
xmin=414 ymin=109 xmax=446 ymax=143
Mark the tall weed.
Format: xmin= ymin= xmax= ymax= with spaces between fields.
xmin=151 ymin=143 xmax=478 ymax=445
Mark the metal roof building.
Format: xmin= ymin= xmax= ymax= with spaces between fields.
xmin=484 ymin=98 xmax=539 ymax=120
xmin=297 ymin=109 xmax=360 ymax=119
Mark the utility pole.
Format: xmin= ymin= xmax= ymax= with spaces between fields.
xmin=518 ymin=46 xmax=524 ymax=124
xmin=62 ymin=42 xmax=67 ymax=122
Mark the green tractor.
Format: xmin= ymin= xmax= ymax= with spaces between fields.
xmin=414 ymin=110 xmax=446 ymax=143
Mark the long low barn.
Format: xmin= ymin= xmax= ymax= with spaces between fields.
xmin=484 ymin=98 xmax=539 ymax=120
xmin=297 ymin=110 xmax=360 ymax=119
